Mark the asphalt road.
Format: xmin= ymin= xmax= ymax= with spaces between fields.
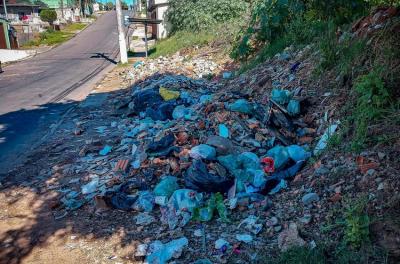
xmin=0 ymin=11 xmax=120 ymax=173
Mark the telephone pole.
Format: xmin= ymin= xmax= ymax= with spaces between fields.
xmin=2 ymin=0 xmax=8 ymax=18
xmin=115 ymin=0 xmax=128 ymax=64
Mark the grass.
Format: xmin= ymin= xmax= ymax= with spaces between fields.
xmin=149 ymin=31 xmax=215 ymax=58
xmin=22 ymin=23 xmax=86 ymax=47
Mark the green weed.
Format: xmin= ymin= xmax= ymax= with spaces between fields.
xmin=263 ymin=246 xmax=327 ymax=264
xmin=149 ymin=31 xmax=215 ymax=58
xmin=351 ymin=69 xmax=391 ymax=151
xmin=343 ymin=196 xmax=370 ymax=248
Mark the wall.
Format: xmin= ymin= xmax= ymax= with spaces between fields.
xmin=156 ymin=5 xmax=168 ymax=39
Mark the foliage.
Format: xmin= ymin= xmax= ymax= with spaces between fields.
xmin=149 ymin=31 xmax=215 ymax=58
xmin=22 ymin=23 xmax=85 ymax=47
xmin=351 ymin=70 xmax=392 ymax=150
xmin=263 ymin=246 xmax=327 ymax=264
xmin=40 ymin=9 xmax=57 ymax=25
xmin=121 ymin=1 xmax=128 ymax=10
xmin=343 ymin=197 xmax=370 ymax=248
xmin=167 ymin=0 xmax=248 ymax=33
xmin=232 ymin=0 xmax=371 ymax=62
xmin=105 ymin=2 xmax=114 ymax=10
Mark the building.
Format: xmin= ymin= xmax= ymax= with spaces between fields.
xmin=0 ymin=0 xmax=40 ymax=22
xmin=148 ymin=0 xmax=169 ymax=39
xmin=0 ymin=17 xmax=18 ymax=49
xmin=93 ymin=3 xmax=100 ymax=12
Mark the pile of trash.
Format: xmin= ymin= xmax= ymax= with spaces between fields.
xmin=53 ymin=49 xmax=339 ymax=263
xmin=129 ymin=54 xmax=221 ymax=83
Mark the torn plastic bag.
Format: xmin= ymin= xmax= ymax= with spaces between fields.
xmin=261 ymin=160 xmax=305 ymax=194
xmin=146 ymin=237 xmax=188 ymax=264
xmin=131 ymin=88 xmax=163 ymax=114
xmin=134 ymin=191 xmax=155 ymax=212
xmin=185 ymin=160 xmax=233 ymax=193
xmin=146 ymin=101 xmax=176 ymax=121
xmin=161 ymin=189 xmax=203 ymax=229
xmin=172 ymin=105 xmax=194 ymax=120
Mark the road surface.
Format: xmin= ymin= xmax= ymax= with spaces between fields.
xmin=0 ymin=11 xmax=120 ymax=174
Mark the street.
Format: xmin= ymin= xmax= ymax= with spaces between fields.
xmin=0 ymin=11 xmax=119 ymax=173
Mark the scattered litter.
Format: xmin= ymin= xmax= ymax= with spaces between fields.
xmin=146 ymin=237 xmax=188 ymax=264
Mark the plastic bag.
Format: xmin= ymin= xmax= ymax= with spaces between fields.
xmin=193 ymin=193 xmax=229 ymax=222
xmin=287 ymin=99 xmax=300 ymax=116
xmin=226 ymin=99 xmax=254 ymax=114
xmin=154 ymin=176 xmax=179 ymax=198
xmin=189 ymin=144 xmax=216 ymax=160
xmin=271 ymin=89 xmax=291 ymax=105
xmin=185 ymin=160 xmax=233 ymax=193
xmin=266 ymin=145 xmax=290 ymax=170
xmin=146 ymin=237 xmax=188 ymax=264
xmin=146 ymin=101 xmax=175 ymax=121
xmin=287 ymin=145 xmax=311 ymax=162
xmin=134 ymin=191 xmax=155 ymax=212
xmin=218 ymin=124 xmax=229 ymax=138
xmin=159 ymin=86 xmax=180 ymax=101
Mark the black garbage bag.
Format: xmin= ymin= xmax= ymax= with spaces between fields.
xmin=147 ymin=134 xmax=180 ymax=157
xmin=261 ymin=160 xmax=305 ymax=194
xmin=185 ymin=159 xmax=234 ymax=193
xmin=104 ymin=191 xmax=138 ymax=211
xmin=131 ymin=88 xmax=163 ymax=114
xmin=146 ymin=101 xmax=176 ymax=121
xmin=147 ymin=133 xmax=175 ymax=151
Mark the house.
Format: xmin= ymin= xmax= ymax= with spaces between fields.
xmin=93 ymin=3 xmax=100 ymax=12
xmin=0 ymin=17 xmax=18 ymax=49
xmin=0 ymin=0 xmax=40 ymax=22
xmin=147 ymin=0 xmax=169 ymax=39
xmin=39 ymin=0 xmax=81 ymax=22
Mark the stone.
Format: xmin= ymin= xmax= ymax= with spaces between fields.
xmin=302 ymin=193 xmax=320 ymax=205
xmin=278 ymin=223 xmax=306 ymax=252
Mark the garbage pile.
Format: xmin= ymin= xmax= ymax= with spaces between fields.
xmin=55 ymin=50 xmax=336 ymax=263
xmin=129 ymin=54 xmax=221 ymax=83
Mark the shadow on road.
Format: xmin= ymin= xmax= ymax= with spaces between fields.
xmin=90 ymin=53 xmax=118 ymax=64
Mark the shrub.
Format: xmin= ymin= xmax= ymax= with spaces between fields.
xmin=167 ymin=0 xmax=248 ymax=33
xmin=40 ymin=9 xmax=57 ymax=25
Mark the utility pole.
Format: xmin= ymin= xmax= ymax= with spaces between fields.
xmin=2 ymin=0 xmax=8 ymax=18
xmin=116 ymin=0 xmax=128 ymax=64
xmin=60 ymin=0 xmax=64 ymax=19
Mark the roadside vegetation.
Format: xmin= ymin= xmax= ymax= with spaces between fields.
xmin=22 ymin=23 xmax=87 ymax=47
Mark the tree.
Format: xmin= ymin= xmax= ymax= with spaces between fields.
xmin=105 ymin=1 xmax=114 ymax=10
xmin=121 ymin=1 xmax=128 ymax=10
xmin=40 ymin=9 xmax=57 ymax=29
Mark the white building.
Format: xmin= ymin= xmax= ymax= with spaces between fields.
xmin=147 ymin=0 xmax=169 ymax=39
xmin=93 ymin=3 xmax=100 ymax=12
